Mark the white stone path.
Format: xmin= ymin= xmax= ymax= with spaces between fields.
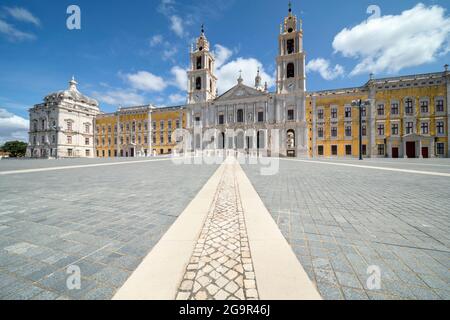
xmin=176 ymin=164 xmax=258 ymax=300
xmin=113 ymin=158 xmax=321 ymax=300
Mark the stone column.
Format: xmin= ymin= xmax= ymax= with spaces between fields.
xmin=311 ymin=96 xmax=317 ymax=158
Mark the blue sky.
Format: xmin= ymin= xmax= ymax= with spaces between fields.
xmin=0 ymin=0 xmax=449 ymax=143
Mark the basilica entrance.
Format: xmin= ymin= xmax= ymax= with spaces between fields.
xmin=287 ymin=129 xmax=296 ymax=157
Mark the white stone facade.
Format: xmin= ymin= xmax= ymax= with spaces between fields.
xmin=185 ymin=8 xmax=308 ymax=158
xmin=27 ymin=78 xmax=100 ymax=158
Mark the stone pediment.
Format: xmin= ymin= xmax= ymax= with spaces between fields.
xmin=215 ymin=84 xmax=266 ymax=102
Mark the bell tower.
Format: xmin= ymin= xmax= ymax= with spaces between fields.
xmin=276 ymin=2 xmax=306 ymax=94
xmin=187 ymin=25 xmax=217 ymax=104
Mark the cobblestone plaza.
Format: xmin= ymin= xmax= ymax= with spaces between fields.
xmin=0 ymin=157 xmax=449 ymax=300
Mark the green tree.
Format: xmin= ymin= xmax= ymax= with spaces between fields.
xmin=0 ymin=141 xmax=28 ymax=158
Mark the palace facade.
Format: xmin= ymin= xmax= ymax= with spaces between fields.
xmin=27 ymin=5 xmax=449 ymax=159
xmin=26 ymin=77 xmax=100 ymax=159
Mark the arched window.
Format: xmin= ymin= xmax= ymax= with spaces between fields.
xmin=196 ymin=57 xmax=202 ymax=70
xmin=196 ymin=77 xmax=202 ymax=90
xmin=287 ymin=63 xmax=295 ymax=78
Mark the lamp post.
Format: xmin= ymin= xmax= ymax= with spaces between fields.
xmin=351 ymin=99 xmax=371 ymax=161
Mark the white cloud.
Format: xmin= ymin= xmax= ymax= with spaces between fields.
xmin=92 ymin=90 xmax=146 ymax=107
xmin=170 ymin=66 xmax=187 ymax=91
xmin=168 ymin=93 xmax=186 ymax=104
xmin=0 ymin=108 xmax=28 ymax=144
xmin=333 ymin=3 xmax=450 ymax=76
xmin=0 ymin=18 xmax=35 ymax=41
xmin=216 ymin=57 xmax=274 ymax=94
xmin=162 ymin=47 xmax=178 ymax=61
xmin=150 ymin=34 xmax=164 ymax=47
xmin=4 ymin=6 xmax=41 ymax=26
xmin=213 ymin=44 xmax=233 ymax=68
xmin=306 ymin=58 xmax=345 ymax=80
xmin=124 ymin=71 xmax=167 ymax=92
xmin=170 ymin=15 xmax=184 ymax=38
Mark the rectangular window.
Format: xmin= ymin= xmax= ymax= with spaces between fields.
xmin=362 ymin=125 xmax=367 ymax=137
xmin=318 ymin=127 xmax=324 ymax=138
xmin=331 ymin=145 xmax=338 ymax=156
xmin=85 ymin=138 xmax=90 ymax=145
xmin=362 ymin=145 xmax=367 ymax=156
xmin=437 ymin=121 xmax=445 ymax=135
xmin=318 ymin=109 xmax=324 ymax=120
xmin=67 ymin=136 xmax=72 ymax=144
xmin=160 ymin=135 xmax=164 ymax=144
xmin=287 ymin=110 xmax=295 ymax=121
xmin=361 ymin=107 xmax=367 ymax=117
xmin=421 ymin=122 xmax=429 ymax=135
xmin=176 ymin=120 xmax=181 ymax=129
xmin=152 ymin=121 xmax=156 ymax=130
xmin=168 ymin=132 xmax=172 ymax=143
xmin=138 ymin=136 xmax=141 ymax=144
xmin=160 ymin=121 xmax=165 ymax=130
xmin=42 ymin=136 xmax=45 ymax=144
xmin=420 ymin=101 xmax=429 ymax=114
xmin=168 ymin=121 xmax=172 ymax=130
xmin=258 ymin=112 xmax=264 ymax=122
xmin=120 ymin=137 xmax=124 ymax=145
xmin=436 ymin=99 xmax=444 ymax=113
xmin=85 ymin=124 xmax=90 ymax=133
xmin=108 ymin=126 xmax=112 ymax=133
xmin=318 ymin=145 xmax=324 ymax=156
xmin=67 ymin=122 xmax=73 ymax=132
xmin=391 ymin=103 xmax=399 ymax=115
xmin=331 ymin=127 xmax=338 ymax=138
xmin=406 ymin=122 xmax=414 ymax=134
xmin=437 ymin=143 xmax=445 ymax=155
xmin=152 ymin=134 xmax=156 ymax=144
xmin=85 ymin=150 xmax=90 ymax=157
xmin=405 ymin=99 xmax=414 ymax=114
xmin=345 ymin=125 xmax=352 ymax=137
xmin=132 ymin=123 xmax=136 ymax=132
xmin=377 ymin=104 xmax=385 ymax=116
xmin=144 ymin=136 xmax=148 ymax=144
xmin=218 ymin=114 xmax=225 ymax=125
xmin=331 ymin=108 xmax=338 ymax=119
xmin=392 ymin=124 xmax=399 ymax=136
xmin=345 ymin=145 xmax=352 ymax=156
xmin=378 ymin=144 xmax=385 ymax=156
xmin=377 ymin=124 xmax=385 ymax=136
xmin=345 ymin=107 xmax=352 ymax=118
xmin=68 ymin=149 xmax=73 ymax=157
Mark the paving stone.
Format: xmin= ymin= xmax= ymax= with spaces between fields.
xmin=176 ymin=163 xmax=259 ymax=300
xmin=242 ymin=158 xmax=450 ymax=300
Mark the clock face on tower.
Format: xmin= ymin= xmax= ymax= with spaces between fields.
xmin=287 ymin=82 xmax=295 ymax=92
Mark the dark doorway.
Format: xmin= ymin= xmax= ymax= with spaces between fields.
xmin=422 ymin=147 xmax=429 ymax=159
xmin=392 ymin=147 xmax=399 ymax=159
xmin=406 ymin=142 xmax=416 ymax=158
xmin=130 ymin=148 xmax=135 ymax=158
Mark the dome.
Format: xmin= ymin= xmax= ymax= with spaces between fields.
xmin=45 ymin=77 xmax=99 ymax=108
